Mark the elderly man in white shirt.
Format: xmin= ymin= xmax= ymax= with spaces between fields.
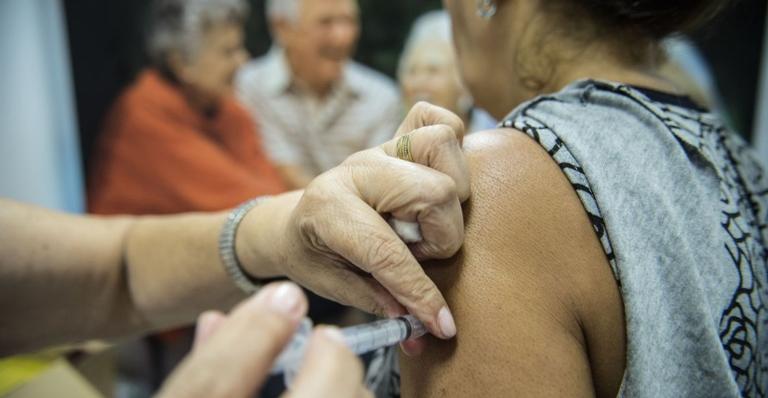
xmin=237 ymin=0 xmax=401 ymax=189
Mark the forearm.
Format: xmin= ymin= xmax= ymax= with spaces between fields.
xmin=0 ymin=195 xmax=297 ymax=356
xmin=0 ymin=200 xmax=141 ymax=355
xmin=124 ymin=191 xmax=304 ymax=325
xmin=121 ymin=212 xmax=243 ymax=332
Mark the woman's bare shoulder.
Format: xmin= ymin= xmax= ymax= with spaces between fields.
xmin=399 ymin=128 xmax=625 ymax=397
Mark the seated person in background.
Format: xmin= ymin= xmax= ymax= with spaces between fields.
xmin=398 ymin=10 xmax=496 ymax=133
xmin=87 ymin=0 xmax=286 ymax=391
xmin=89 ymin=0 xmax=286 ymax=214
xmin=370 ymin=0 xmax=767 ymax=397
xmin=237 ymin=0 xmax=401 ymax=190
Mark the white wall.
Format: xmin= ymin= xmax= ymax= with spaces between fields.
xmin=0 ymin=0 xmax=84 ymax=212
xmin=756 ymin=8 xmax=768 ymax=167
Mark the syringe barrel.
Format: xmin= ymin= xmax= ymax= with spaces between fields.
xmin=341 ymin=315 xmax=427 ymax=355
xmin=271 ymin=315 xmax=428 ymax=375
xmin=342 ymin=318 xmax=408 ymax=355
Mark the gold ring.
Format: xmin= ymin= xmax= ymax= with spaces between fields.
xmin=396 ymin=134 xmax=414 ymax=162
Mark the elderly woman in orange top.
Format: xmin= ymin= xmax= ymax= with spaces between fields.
xmin=88 ymin=0 xmax=286 ymax=215
xmin=87 ymin=0 xmax=287 ymax=389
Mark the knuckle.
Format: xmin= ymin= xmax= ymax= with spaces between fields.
xmin=405 ymin=277 xmax=438 ymax=304
xmin=412 ymin=100 xmax=432 ymax=115
xmin=429 ymin=123 xmax=456 ymax=143
xmin=301 ymin=175 xmax=337 ymax=214
xmin=432 ymin=232 xmax=463 ymax=258
xmin=343 ymin=148 xmax=377 ymax=167
xmin=366 ymin=238 xmax=410 ymax=274
xmin=429 ymin=173 xmax=458 ymax=203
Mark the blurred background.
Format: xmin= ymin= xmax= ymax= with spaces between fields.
xmin=0 ymin=0 xmax=767 ymax=396
xmin=65 ymin=0 xmax=767 ymax=171
xmin=61 ymin=0 xmax=768 ymax=172
xmin=1 ymin=0 xmax=766 ymax=212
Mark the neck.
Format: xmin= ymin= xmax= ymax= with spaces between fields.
xmin=544 ymin=47 xmax=678 ymax=97
xmin=484 ymin=41 xmax=677 ymax=119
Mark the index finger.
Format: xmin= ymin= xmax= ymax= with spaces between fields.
xmin=319 ymin=195 xmax=456 ymax=340
xmin=396 ymin=101 xmax=466 ymax=142
xmin=382 ymin=124 xmax=470 ymax=202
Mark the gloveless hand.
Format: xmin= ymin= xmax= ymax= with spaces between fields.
xmin=158 ymin=282 xmax=371 ymax=398
xmin=240 ymin=103 xmax=469 ymax=341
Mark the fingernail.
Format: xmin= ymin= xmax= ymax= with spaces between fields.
xmin=438 ymin=306 xmax=456 ymax=338
xmin=319 ymin=326 xmax=347 ymax=345
xmin=257 ymin=282 xmax=304 ymax=320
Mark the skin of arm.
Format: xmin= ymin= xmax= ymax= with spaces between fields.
xmin=0 ymin=102 xmax=469 ymax=359
xmin=400 ymin=130 xmax=626 ymax=397
xmin=0 ymin=191 xmax=315 ymax=356
xmin=0 ymin=103 xmax=470 ymax=357
xmin=0 ymin=199 xmax=248 ymax=356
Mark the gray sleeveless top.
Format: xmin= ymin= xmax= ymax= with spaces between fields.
xmin=370 ymin=80 xmax=768 ymax=397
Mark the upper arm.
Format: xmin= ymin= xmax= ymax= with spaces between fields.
xmin=400 ymin=130 xmax=626 ymax=397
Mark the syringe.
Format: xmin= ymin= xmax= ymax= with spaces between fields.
xmin=271 ymin=315 xmax=427 ymax=385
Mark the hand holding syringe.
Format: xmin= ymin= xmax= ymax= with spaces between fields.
xmin=272 ymin=220 xmax=427 ymax=386
xmin=271 ymin=314 xmax=428 ymax=386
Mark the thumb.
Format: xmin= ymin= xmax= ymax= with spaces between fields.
xmin=158 ymin=283 xmax=307 ymax=398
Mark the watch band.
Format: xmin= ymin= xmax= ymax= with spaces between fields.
xmin=218 ymin=197 xmax=270 ymax=294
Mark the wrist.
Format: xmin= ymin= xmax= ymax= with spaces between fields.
xmin=235 ymin=191 xmax=303 ymax=280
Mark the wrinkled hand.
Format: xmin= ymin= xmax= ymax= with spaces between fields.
xmin=158 ymin=282 xmax=371 ymax=398
xmin=274 ymin=103 xmax=469 ymax=341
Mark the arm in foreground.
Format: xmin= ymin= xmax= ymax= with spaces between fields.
xmin=399 ymin=130 xmax=626 ymax=397
xmin=0 ymin=199 xmax=259 ymax=356
xmin=0 ymin=104 xmax=470 ymax=356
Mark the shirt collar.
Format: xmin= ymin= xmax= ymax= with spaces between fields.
xmin=263 ymin=46 xmax=362 ymax=99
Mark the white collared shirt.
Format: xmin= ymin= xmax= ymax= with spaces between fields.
xmin=236 ymin=48 xmax=402 ymax=176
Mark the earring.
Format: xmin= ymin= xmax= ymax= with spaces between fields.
xmin=476 ymin=0 xmax=497 ymax=19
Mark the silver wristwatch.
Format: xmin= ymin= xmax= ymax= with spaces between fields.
xmin=218 ymin=197 xmax=270 ymax=294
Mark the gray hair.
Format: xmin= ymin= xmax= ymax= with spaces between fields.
xmin=147 ymin=0 xmax=250 ymax=65
xmin=266 ymin=0 xmax=302 ymax=23
xmin=398 ymin=10 xmax=454 ymax=80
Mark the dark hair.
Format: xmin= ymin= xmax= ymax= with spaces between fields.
xmin=575 ymin=0 xmax=730 ymax=39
